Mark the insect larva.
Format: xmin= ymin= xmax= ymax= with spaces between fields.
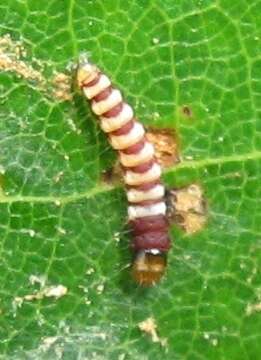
xmin=77 ymin=59 xmax=171 ymax=286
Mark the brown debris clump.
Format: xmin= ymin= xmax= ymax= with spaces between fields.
xmin=138 ymin=317 xmax=167 ymax=347
xmin=146 ymin=128 xmax=179 ymax=168
xmin=0 ymin=34 xmax=44 ymax=83
xmin=13 ymin=285 xmax=68 ymax=306
xmin=182 ymin=105 xmax=193 ymax=118
xmin=52 ymin=72 xmax=72 ymax=101
xmin=168 ymin=184 xmax=207 ymax=234
xmin=101 ymin=162 xmax=123 ymax=185
xmin=0 ymin=33 xmax=72 ymax=102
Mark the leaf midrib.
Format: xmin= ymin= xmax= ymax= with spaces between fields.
xmin=0 ymin=150 xmax=260 ymax=205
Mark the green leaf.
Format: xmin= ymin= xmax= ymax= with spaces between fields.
xmin=0 ymin=0 xmax=260 ymax=359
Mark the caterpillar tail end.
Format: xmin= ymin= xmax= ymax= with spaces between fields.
xmin=132 ymin=250 xmax=167 ymax=286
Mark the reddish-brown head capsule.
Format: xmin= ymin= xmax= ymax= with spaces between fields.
xmin=77 ymin=58 xmax=171 ymax=285
xmin=132 ymin=251 xmax=167 ymax=286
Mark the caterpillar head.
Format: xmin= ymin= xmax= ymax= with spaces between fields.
xmin=77 ymin=58 xmax=98 ymax=88
xmin=132 ymin=250 xmax=167 ymax=286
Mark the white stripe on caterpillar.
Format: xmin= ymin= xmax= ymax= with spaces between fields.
xmin=127 ymin=184 xmax=165 ymax=203
xmin=128 ymin=202 xmax=167 ymax=220
xmin=119 ymin=142 xmax=154 ymax=167
xmin=109 ymin=122 xmax=145 ymax=150
xmin=124 ymin=163 xmax=162 ymax=185
xmin=83 ymin=74 xmax=111 ymax=99
xmin=100 ymin=103 xmax=133 ymax=132
xmin=91 ymin=89 xmax=122 ymax=115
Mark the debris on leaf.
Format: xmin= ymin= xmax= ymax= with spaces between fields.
xmin=167 ymin=184 xmax=207 ymax=234
xmin=113 ymin=232 xmax=121 ymax=243
xmin=203 ymin=332 xmax=218 ymax=346
xmin=44 ymin=285 xmax=68 ymax=299
xmin=203 ymin=332 xmax=210 ymax=340
xmin=246 ymin=266 xmax=257 ymax=284
xmin=53 ymin=171 xmax=64 ymax=183
xmin=85 ymin=298 xmax=92 ymax=305
xmin=181 ymin=105 xmax=193 ymax=118
xmin=12 ymin=297 xmax=24 ymax=314
xmin=118 ymin=354 xmax=126 ymax=360
xmin=0 ymin=34 xmax=44 ymax=83
xmin=20 ymin=228 xmax=36 ymax=237
xmin=211 ymin=338 xmax=218 ymax=346
xmin=0 ymin=165 xmax=5 ymax=175
xmin=78 ymin=284 xmax=91 ymax=304
xmin=152 ymin=37 xmax=160 ymax=45
xmin=138 ymin=317 xmax=167 ymax=347
xmin=66 ymin=118 xmax=82 ymax=134
xmin=39 ymin=336 xmax=64 ymax=359
xmin=86 ymin=268 xmax=95 ymax=275
xmin=29 ymin=274 xmax=46 ymax=287
xmin=28 ymin=229 xmax=36 ymax=237
xmin=56 ymin=227 xmax=67 ymax=235
xmin=13 ymin=284 xmax=68 ymax=307
xmin=52 ymin=72 xmax=72 ymax=101
xmin=146 ymin=128 xmax=179 ymax=168
xmin=96 ymin=284 xmax=105 ymax=294
xmin=40 ymin=336 xmax=59 ymax=351
xmin=0 ymin=33 xmax=73 ymax=103
xmin=101 ymin=162 xmax=123 ymax=185
xmin=246 ymin=302 xmax=261 ymax=316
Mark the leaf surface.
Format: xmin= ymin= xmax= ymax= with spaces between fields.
xmin=0 ymin=0 xmax=260 ymax=359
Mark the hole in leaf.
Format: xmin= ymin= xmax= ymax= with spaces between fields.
xmin=167 ymin=184 xmax=207 ymax=234
xmin=182 ymin=105 xmax=193 ymax=118
xmin=146 ymin=127 xmax=179 ymax=168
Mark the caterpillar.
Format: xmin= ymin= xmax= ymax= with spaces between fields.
xmin=77 ymin=59 xmax=171 ymax=286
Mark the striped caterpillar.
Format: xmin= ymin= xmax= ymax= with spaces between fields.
xmin=77 ymin=59 xmax=171 ymax=286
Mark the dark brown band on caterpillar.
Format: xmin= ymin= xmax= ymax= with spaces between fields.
xmin=82 ymin=72 xmax=101 ymax=88
xmin=93 ymin=86 xmax=112 ymax=102
xmin=102 ymin=103 xmax=123 ymax=117
xmin=131 ymin=231 xmax=171 ymax=252
xmin=121 ymin=139 xmax=145 ymax=154
xmin=130 ymin=215 xmax=169 ymax=235
xmin=128 ymin=159 xmax=154 ymax=173
xmin=111 ymin=120 xmax=135 ymax=136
